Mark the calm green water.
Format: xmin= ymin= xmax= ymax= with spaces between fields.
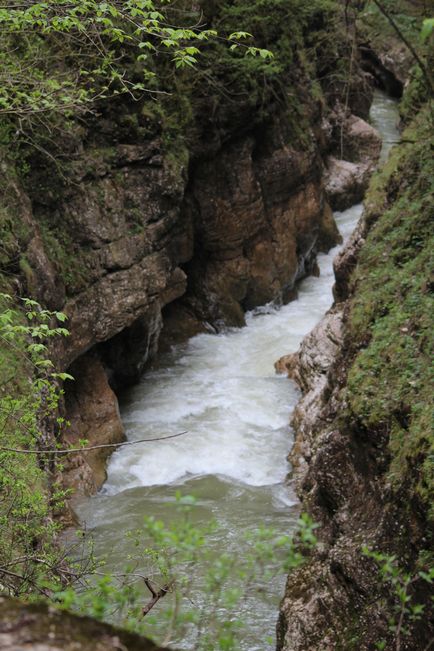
xmin=75 ymin=91 xmax=399 ymax=650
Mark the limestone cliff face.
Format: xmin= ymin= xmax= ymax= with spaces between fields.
xmin=181 ymin=115 xmax=339 ymax=327
xmin=29 ymin=141 xmax=191 ymax=374
xmin=2 ymin=140 xmax=192 ymax=495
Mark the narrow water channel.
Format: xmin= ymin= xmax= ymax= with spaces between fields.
xmin=75 ymin=91 xmax=399 ymax=650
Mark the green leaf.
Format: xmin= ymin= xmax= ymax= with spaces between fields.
xmin=54 ymin=372 xmax=75 ymax=382
xmin=228 ymin=31 xmax=252 ymax=40
xmin=421 ymin=18 xmax=434 ymax=42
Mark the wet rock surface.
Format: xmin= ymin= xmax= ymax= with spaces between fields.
xmin=324 ymin=113 xmax=382 ymax=210
xmin=62 ymin=353 xmax=125 ymax=496
xmin=275 ymin=166 xmax=406 ymax=647
xmin=283 ymin=306 xmax=345 ymax=469
xmin=182 ymin=122 xmax=339 ymax=326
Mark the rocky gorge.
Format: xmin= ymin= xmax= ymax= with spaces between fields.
xmin=60 ymin=102 xmax=379 ymax=497
xmin=0 ymin=0 xmax=432 ymax=649
xmin=0 ymin=0 xmax=381 ymax=499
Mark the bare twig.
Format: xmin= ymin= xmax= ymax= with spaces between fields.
xmin=371 ymin=0 xmax=433 ymax=94
xmin=0 ymin=430 xmax=189 ymax=455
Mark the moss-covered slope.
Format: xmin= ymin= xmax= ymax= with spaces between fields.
xmin=278 ymin=95 xmax=433 ymax=650
xmin=347 ymin=103 xmax=434 ymax=523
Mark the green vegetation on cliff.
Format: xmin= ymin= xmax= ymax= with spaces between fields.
xmin=347 ymin=100 xmax=434 ymax=521
xmin=323 ymin=93 xmax=434 ymax=648
xmin=0 ymin=295 xmax=72 ymax=596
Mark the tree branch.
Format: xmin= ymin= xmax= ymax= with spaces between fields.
xmin=0 ymin=431 xmax=188 ymax=455
xmin=371 ymin=0 xmax=433 ymax=94
xmin=142 ymin=578 xmax=173 ymax=617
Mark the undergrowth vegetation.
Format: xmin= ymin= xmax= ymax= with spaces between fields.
xmin=0 ymin=294 xmax=75 ymax=596
xmin=55 ymin=499 xmax=318 ymax=650
xmin=346 ymin=101 xmax=434 ymax=518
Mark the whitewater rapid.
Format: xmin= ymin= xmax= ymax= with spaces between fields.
xmin=99 ymin=201 xmax=360 ymax=495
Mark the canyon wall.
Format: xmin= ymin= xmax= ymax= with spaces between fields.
xmin=0 ymin=2 xmax=377 ymax=495
xmin=276 ymin=12 xmax=434 ymax=648
xmin=276 ymin=93 xmax=433 ymax=650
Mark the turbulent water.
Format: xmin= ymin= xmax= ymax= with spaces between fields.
xmin=76 ymin=91 xmax=399 ymax=650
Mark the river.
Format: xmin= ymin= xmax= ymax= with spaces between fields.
xmin=75 ymin=90 xmax=399 ymax=650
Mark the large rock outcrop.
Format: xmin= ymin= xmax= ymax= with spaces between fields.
xmin=31 ymin=141 xmax=191 ymax=372
xmin=324 ymin=112 xmax=382 ymax=210
xmin=0 ymin=597 xmax=172 ymax=651
xmin=181 ymin=118 xmax=339 ymax=327
xmin=61 ymin=353 xmax=125 ymax=497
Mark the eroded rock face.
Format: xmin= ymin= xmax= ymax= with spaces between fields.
xmin=62 ymin=353 xmax=125 ymax=496
xmin=2 ymin=142 xmax=192 ymax=498
xmin=274 ymin=177 xmax=392 ymax=647
xmin=182 ymin=119 xmax=339 ymax=326
xmin=38 ymin=141 xmax=191 ymax=371
xmin=275 ymin=220 xmax=382 ymax=650
xmin=287 ymin=307 xmax=345 ymax=465
xmin=333 ymin=219 xmax=366 ymax=302
xmin=0 ymin=596 xmax=172 ymax=651
xmin=324 ymin=113 xmax=382 ymax=211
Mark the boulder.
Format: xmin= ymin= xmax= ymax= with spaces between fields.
xmin=0 ymin=596 xmax=172 ymax=651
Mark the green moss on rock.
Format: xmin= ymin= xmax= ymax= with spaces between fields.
xmin=346 ymin=101 xmax=434 ymax=520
